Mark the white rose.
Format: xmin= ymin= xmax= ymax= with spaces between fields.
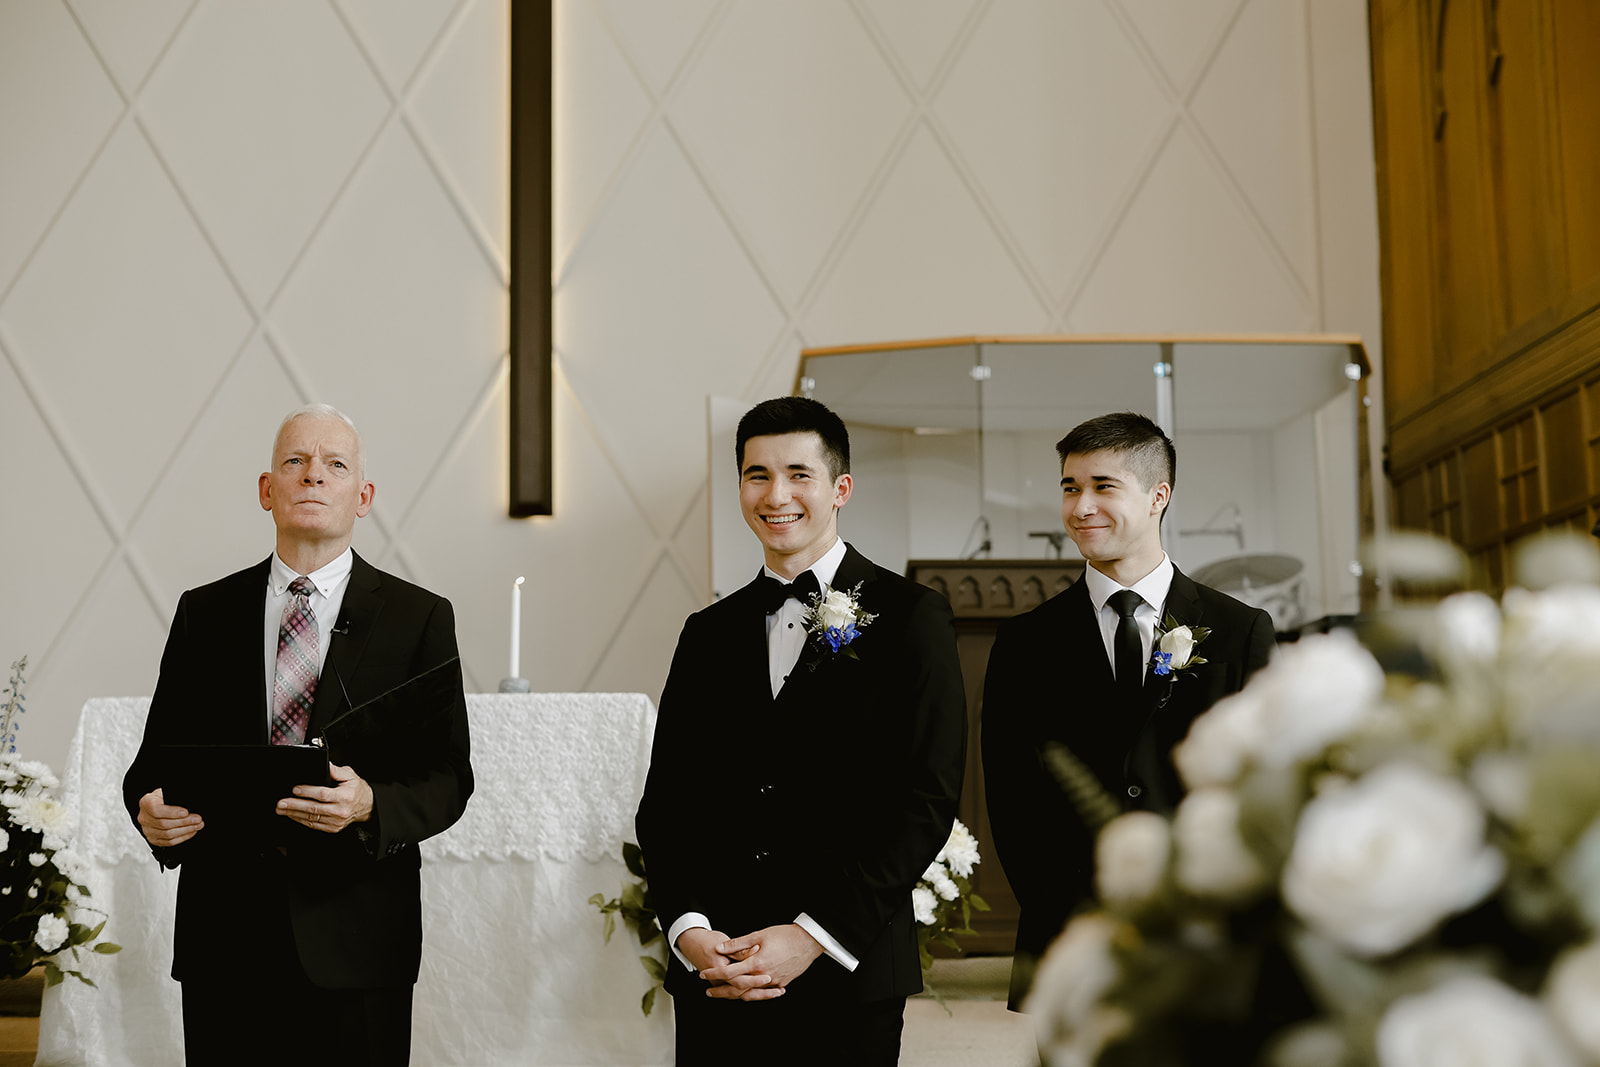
xmin=817 ymin=588 xmax=857 ymax=632
xmin=1251 ymin=632 xmax=1384 ymax=768
xmin=33 ymin=914 xmax=68 ymax=953
xmin=1024 ymin=913 xmax=1121 ymax=1027
xmin=1430 ymin=592 xmax=1501 ymax=672
xmin=1547 ymin=939 xmax=1600 ymax=1058
xmin=1157 ymin=625 xmax=1196 ymax=670
xmin=1377 ymin=975 xmax=1578 ymax=1067
xmin=1173 ymin=788 xmax=1265 ymax=897
xmin=1283 ymin=763 xmax=1504 ymax=956
xmin=937 ymin=819 xmax=980 ymax=878
xmin=911 ymin=885 xmax=937 ymax=926
xmin=1174 ymin=690 xmax=1264 ymax=789
xmin=1094 ymin=812 xmax=1170 ymax=905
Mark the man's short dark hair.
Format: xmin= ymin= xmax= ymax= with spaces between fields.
xmin=736 ymin=397 xmax=851 ymax=481
xmin=1055 ymin=411 xmax=1175 ymax=491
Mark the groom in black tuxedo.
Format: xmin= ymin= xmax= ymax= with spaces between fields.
xmin=635 ymin=397 xmax=966 ymax=1065
xmin=982 ymin=412 xmax=1274 ymax=1008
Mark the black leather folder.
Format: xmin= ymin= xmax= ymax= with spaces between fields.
xmin=317 ymin=656 xmax=463 ymax=775
xmin=158 ymin=742 xmax=331 ymax=838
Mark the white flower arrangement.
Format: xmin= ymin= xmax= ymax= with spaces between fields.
xmin=1151 ymin=615 xmax=1209 ymax=677
xmin=1028 ymin=535 xmax=1600 ymax=1065
xmin=0 ymin=657 xmax=120 ymax=985
xmin=912 ymin=819 xmax=990 ymax=984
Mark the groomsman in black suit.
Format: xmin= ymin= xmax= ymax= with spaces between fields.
xmin=124 ymin=405 xmax=473 ymax=1065
xmin=982 ymin=411 xmax=1274 ymax=1008
xmin=635 ymin=397 xmax=966 ymax=1065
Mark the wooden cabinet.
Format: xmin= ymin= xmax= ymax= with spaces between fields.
xmin=1372 ymin=0 xmax=1600 ymax=582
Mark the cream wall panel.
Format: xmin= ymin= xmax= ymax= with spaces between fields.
xmin=858 ymin=0 xmax=979 ymax=89
xmin=0 ymin=0 xmax=122 ymax=296
xmin=1 ymin=0 xmax=1381 ymax=777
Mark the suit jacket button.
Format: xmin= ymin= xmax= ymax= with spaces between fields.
xmin=1127 ymin=785 xmax=1143 ymax=798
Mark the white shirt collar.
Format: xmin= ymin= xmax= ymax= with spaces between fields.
xmin=763 ymin=536 xmax=847 ymax=590
xmin=269 ymin=547 xmax=354 ymax=597
xmin=1083 ymin=553 xmax=1174 ymax=614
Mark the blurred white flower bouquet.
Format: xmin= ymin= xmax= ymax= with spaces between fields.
xmin=1031 ymin=576 xmax=1600 ymax=1066
xmin=1 ymin=657 xmax=120 ymax=985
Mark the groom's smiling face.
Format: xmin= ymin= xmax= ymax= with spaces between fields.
xmin=739 ymin=432 xmax=852 ymax=575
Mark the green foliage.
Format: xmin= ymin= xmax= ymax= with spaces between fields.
xmin=590 ymin=842 xmax=667 ymax=1016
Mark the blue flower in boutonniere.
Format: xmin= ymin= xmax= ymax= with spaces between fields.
xmin=1151 ymin=614 xmax=1210 ymax=677
xmin=803 ymin=582 xmax=877 ymax=660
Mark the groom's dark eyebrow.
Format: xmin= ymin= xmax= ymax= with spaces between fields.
xmin=1060 ymin=473 xmax=1123 ymax=488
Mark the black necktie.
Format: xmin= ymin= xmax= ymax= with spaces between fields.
xmin=757 ymin=570 xmax=821 ymax=615
xmin=1109 ymin=589 xmax=1144 ymax=691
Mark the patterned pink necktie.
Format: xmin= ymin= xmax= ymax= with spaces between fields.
xmin=270 ymin=577 xmax=319 ymax=746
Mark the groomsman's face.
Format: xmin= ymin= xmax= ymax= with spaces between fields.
xmin=1060 ymin=449 xmax=1168 ymax=569
xmin=739 ymin=432 xmax=852 ymax=575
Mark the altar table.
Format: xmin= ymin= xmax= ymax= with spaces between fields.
xmin=36 ymin=694 xmax=674 ymax=1066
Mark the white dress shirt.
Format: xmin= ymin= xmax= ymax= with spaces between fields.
xmin=263 ymin=548 xmax=354 ymax=731
xmin=1081 ymin=554 xmax=1175 ymax=683
xmin=667 ymin=536 xmax=860 ymax=974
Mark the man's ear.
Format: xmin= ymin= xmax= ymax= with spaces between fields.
xmin=1151 ymin=481 xmax=1171 ymax=515
xmin=833 ymin=473 xmax=853 ymax=510
xmin=259 ymin=472 xmax=273 ymax=512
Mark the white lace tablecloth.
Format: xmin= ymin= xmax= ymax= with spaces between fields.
xmin=37 ymin=694 xmax=674 ymax=1067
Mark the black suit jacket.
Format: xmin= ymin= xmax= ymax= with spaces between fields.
xmin=981 ymin=565 xmax=1273 ymax=1006
xmin=634 ymin=544 xmax=967 ymax=1004
xmin=122 ymin=551 xmax=474 ymax=989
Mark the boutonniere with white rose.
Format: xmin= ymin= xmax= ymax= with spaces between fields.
xmin=802 ymin=582 xmax=877 ymax=660
xmin=1151 ymin=614 xmax=1210 ymax=678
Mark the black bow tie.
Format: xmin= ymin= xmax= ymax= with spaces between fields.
xmin=756 ymin=570 xmax=821 ymax=615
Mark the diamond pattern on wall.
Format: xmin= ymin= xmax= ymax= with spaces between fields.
xmin=553 ymin=0 xmax=655 ymax=264
xmin=1190 ymin=0 xmax=1316 ymax=293
xmin=271 ymin=123 xmax=507 ymax=516
xmin=554 ymin=123 xmax=788 ymax=532
xmin=671 ymin=0 xmax=912 ymax=307
xmin=859 ymin=0 xmax=981 ymax=89
xmin=1116 ymin=0 xmax=1246 ymax=90
xmin=138 ymin=0 xmax=390 ymax=307
xmin=1071 ymin=125 xmax=1314 ymax=332
xmin=334 ymin=0 xmax=459 ymax=90
xmin=805 ymin=123 xmax=1049 ymax=344
xmin=66 ymin=0 xmax=192 ymax=94
xmin=592 ymin=0 xmax=719 ymax=94
xmin=0 ymin=0 xmax=122 ymax=296
xmin=0 ymin=351 xmax=115 ymax=666
xmin=936 ymin=0 xmax=1175 ymax=304
xmin=0 ymin=121 xmax=255 ymax=522
xmin=124 ymin=337 xmax=302 ymax=601
xmin=408 ymin=0 xmax=510 ymax=270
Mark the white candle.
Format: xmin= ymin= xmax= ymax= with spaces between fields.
xmin=510 ymin=576 xmax=525 ymax=679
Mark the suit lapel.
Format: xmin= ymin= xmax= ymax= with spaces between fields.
xmin=775 ymin=543 xmax=874 ymax=703
xmin=311 ymin=551 xmax=383 ymax=734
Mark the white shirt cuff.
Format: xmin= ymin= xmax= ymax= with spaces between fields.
xmin=667 ymin=912 xmax=711 ymax=971
xmin=795 ymin=912 xmax=859 ymax=972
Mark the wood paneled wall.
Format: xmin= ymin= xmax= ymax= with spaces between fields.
xmin=1372 ymin=0 xmax=1600 ymax=584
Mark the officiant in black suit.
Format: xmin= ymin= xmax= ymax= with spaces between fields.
xmin=635 ymin=397 xmax=966 ymax=1065
xmin=982 ymin=411 xmax=1274 ymax=1008
xmin=123 ymin=404 xmax=473 ymax=1065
